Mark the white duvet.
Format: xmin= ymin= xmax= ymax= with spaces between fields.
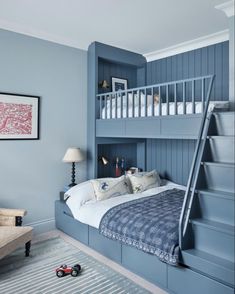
xmin=67 ymin=181 xmax=185 ymax=229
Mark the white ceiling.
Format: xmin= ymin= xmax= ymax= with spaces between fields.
xmin=0 ymin=0 xmax=230 ymax=54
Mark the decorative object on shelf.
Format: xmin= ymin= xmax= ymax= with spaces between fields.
xmin=0 ymin=92 xmax=40 ymax=140
xmin=115 ymin=157 xmax=121 ymax=177
xmin=100 ymin=156 xmax=109 ymax=165
xmin=99 ymin=80 xmax=109 ymax=89
xmin=121 ymin=158 xmax=125 ymax=175
xmin=62 ymin=147 xmax=84 ymax=187
xmin=111 ymin=77 xmax=128 ymax=92
xmin=126 ymin=167 xmax=139 ymax=175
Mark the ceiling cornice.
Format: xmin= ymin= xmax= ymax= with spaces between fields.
xmin=215 ymin=0 xmax=235 ymax=17
xmin=0 ymin=18 xmax=86 ymax=50
xmin=144 ymin=30 xmax=229 ymax=62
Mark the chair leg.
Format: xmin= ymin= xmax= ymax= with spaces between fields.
xmin=25 ymin=241 xmax=31 ymax=257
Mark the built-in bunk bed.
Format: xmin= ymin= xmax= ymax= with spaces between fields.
xmin=55 ymin=42 xmax=234 ymax=294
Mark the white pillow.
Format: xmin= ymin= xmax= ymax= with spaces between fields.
xmin=66 ymin=181 xmax=96 ymax=216
xmin=128 ymin=170 xmax=161 ymax=193
xmin=91 ymin=176 xmax=131 ymax=201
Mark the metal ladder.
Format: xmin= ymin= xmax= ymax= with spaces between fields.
xmin=179 ymin=75 xmax=215 ymax=249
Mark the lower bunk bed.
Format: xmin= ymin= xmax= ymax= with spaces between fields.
xmin=55 ymin=179 xmax=233 ymax=294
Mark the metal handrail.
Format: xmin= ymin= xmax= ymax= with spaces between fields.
xmin=179 ymin=75 xmax=215 ymax=249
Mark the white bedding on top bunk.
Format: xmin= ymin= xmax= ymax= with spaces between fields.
xmin=69 ymin=180 xmax=185 ymax=229
xmin=101 ymin=100 xmax=229 ymax=119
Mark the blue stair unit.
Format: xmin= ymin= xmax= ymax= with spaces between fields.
xmin=181 ymin=111 xmax=235 ymax=288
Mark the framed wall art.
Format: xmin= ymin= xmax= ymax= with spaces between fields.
xmin=111 ymin=77 xmax=128 ymax=92
xmin=0 ymin=92 xmax=40 ymax=140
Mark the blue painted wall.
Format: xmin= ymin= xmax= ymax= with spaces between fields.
xmin=147 ymin=41 xmax=229 ymax=101
xmin=0 ymin=29 xmax=87 ymax=233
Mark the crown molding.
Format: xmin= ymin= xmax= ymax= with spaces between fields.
xmin=0 ymin=18 xmax=86 ymax=50
xmin=215 ymin=1 xmax=235 ymax=18
xmin=144 ymin=30 xmax=229 ymax=62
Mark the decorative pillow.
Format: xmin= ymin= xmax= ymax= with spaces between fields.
xmin=91 ymin=176 xmax=131 ymax=201
xmin=66 ymin=181 xmax=96 ymax=216
xmin=140 ymin=92 xmax=160 ymax=106
xmin=128 ymin=170 xmax=161 ymax=193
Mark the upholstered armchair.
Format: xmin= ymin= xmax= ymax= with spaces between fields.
xmin=0 ymin=208 xmax=33 ymax=260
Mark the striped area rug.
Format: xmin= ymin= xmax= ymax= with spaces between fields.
xmin=0 ymin=237 xmax=150 ymax=294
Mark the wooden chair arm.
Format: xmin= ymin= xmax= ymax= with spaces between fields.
xmin=0 ymin=208 xmax=27 ymax=217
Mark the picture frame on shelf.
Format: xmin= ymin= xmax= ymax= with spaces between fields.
xmin=111 ymin=77 xmax=128 ymax=92
xmin=0 ymin=92 xmax=40 ymax=140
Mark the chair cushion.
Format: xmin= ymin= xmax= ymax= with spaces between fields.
xmin=0 ymin=226 xmax=33 ymax=260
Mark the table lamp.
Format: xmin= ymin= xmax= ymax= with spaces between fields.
xmin=62 ymin=147 xmax=84 ymax=187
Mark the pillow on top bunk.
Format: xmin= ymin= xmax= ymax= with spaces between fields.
xmin=66 ymin=180 xmax=96 ymax=215
xmin=128 ymin=169 xmax=161 ymax=193
xmin=140 ymin=92 xmax=160 ymax=106
xmin=91 ymin=176 xmax=131 ymax=201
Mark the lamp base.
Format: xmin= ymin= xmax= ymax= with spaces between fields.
xmin=68 ymin=183 xmax=77 ymax=187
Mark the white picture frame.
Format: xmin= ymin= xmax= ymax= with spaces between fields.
xmin=111 ymin=77 xmax=128 ymax=92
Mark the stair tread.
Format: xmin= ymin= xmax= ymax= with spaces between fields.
xmin=190 ymin=218 xmax=234 ymax=235
xmin=202 ymin=161 xmax=235 ymax=167
xmin=213 ymin=111 xmax=235 ymax=116
xmin=182 ymin=249 xmax=234 ymax=270
xmin=198 ymin=189 xmax=234 ymax=200
xmin=207 ymin=135 xmax=235 ymax=139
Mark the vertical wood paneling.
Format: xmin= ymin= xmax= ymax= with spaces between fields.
xmin=147 ymin=41 xmax=229 ymax=101
xmin=146 ymin=139 xmax=196 ymax=185
xmin=98 ymin=58 xmax=137 ymax=93
xmin=98 ymin=143 xmax=137 ymax=178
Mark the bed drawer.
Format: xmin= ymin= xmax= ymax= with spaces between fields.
xmin=89 ymin=227 xmax=122 ymax=263
xmin=125 ymin=118 xmax=161 ymax=138
xmin=55 ymin=201 xmax=89 ymax=245
xmin=96 ymin=119 xmax=125 ymax=137
xmin=168 ymin=265 xmax=234 ymax=294
xmin=122 ymin=244 xmax=167 ymax=288
xmin=161 ymin=115 xmax=201 ymax=138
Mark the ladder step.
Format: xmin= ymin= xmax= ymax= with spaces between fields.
xmin=206 ymin=136 xmax=235 ymax=163
xmin=190 ymin=219 xmax=234 ymax=236
xmin=182 ymin=249 xmax=235 ymax=286
xmin=213 ymin=112 xmax=235 ymax=136
xmin=197 ymin=190 xmax=234 ymax=225
xmin=200 ymin=162 xmax=235 ymax=192
xmin=189 ymin=219 xmax=234 ymax=261
xmin=202 ymin=161 xmax=234 ymax=167
xmin=198 ymin=189 xmax=234 ymax=201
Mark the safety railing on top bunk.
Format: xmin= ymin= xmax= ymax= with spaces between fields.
xmin=179 ymin=75 xmax=215 ymax=249
xmin=96 ymin=75 xmax=214 ymax=119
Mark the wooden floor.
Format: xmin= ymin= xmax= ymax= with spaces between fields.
xmin=34 ymin=229 xmax=168 ymax=294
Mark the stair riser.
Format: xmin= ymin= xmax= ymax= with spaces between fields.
xmin=192 ymin=224 xmax=234 ymax=261
xmin=198 ymin=193 xmax=235 ymax=226
xmin=202 ymin=164 xmax=235 ymax=193
xmin=208 ymin=138 xmax=235 ymax=163
xmin=213 ymin=113 xmax=235 ymax=136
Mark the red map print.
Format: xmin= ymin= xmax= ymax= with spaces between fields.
xmin=0 ymin=102 xmax=32 ymax=135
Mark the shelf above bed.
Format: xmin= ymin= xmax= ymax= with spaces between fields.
xmin=96 ymin=114 xmax=202 ymax=139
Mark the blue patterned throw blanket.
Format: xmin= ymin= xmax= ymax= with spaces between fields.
xmin=99 ymin=189 xmax=185 ymax=265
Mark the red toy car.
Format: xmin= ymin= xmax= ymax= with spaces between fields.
xmin=55 ymin=264 xmax=81 ymax=277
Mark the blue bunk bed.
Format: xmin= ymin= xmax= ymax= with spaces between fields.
xmin=55 ymin=41 xmax=234 ymax=294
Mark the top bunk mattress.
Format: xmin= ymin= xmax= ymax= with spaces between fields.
xmin=101 ymin=100 xmax=229 ymax=119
